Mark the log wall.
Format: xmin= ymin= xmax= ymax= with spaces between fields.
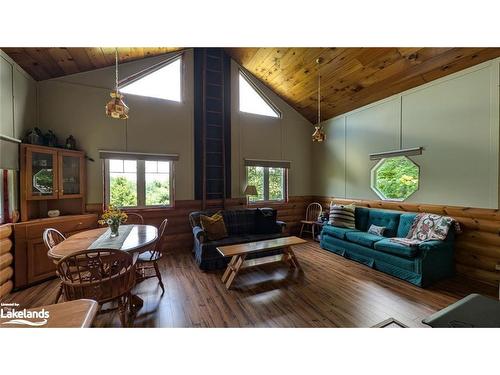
xmin=0 ymin=224 xmax=14 ymax=299
xmin=86 ymin=196 xmax=310 ymax=254
xmin=315 ymin=196 xmax=500 ymax=287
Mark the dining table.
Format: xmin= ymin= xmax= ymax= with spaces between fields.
xmin=48 ymin=224 xmax=158 ymax=311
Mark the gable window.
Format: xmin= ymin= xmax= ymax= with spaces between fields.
xmin=120 ymin=56 xmax=182 ymax=102
xmin=239 ymin=71 xmax=281 ymax=118
xmin=244 ymin=159 xmax=289 ymax=203
xmin=100 ymin=151 xmax=178 ymax=208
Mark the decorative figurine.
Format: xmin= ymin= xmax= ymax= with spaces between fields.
xmin=65 ymin=135 xmax=76 ymax=150
xmin=44 ymin=130 xmax=58 ymax=147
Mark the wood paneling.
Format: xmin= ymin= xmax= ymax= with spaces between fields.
xmin=2 ymin=241 xmax=496 ymax=327
xmin=1 ymin=48 xmax=183 ymax=81
xmin=86 ymin=196 xmax=310 ymax=254
xmin=314 ymin=196 xmax=500 ymax=287
xmin=226 ymin=47 xmax=500 ymax=122
xmin=0 ymin=224 xmax=13 ymax=298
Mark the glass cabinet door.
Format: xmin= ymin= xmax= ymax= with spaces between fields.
xmin=26 ymin=148 xmax=58 ymax=199
xmin=59 ymin=152 xmax=84 ymax=198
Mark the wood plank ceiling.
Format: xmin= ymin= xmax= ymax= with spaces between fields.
xmin=3 ymin=47 xmax=500 ymax=122
xmin=226 ymin=47 xmax=500 ymax=122
xmin=0 ymin=47 xmax=182 ymax=81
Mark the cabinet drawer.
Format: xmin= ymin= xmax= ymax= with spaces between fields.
xmin=26 ymin=215 xmax=97 ymax=239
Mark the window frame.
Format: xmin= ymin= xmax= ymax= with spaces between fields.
xmin=370 ymin=155 xmax=420 ymax=202
xmin=238 ymin=69 xmax=282 ymax=119
xmin=104 ymin=159 xmax=175 ymax=209
xmin=119 ymin=55 xmax=183 ymax=104
xmin=245 ymin=165 xmax=288 ymax=204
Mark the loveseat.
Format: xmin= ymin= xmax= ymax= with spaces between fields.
xmin=320 ymin=207 xmax=456 ymax=287
xmin=189 ymin=208 xmax=287 ymax=270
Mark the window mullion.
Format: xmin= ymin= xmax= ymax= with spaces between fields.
xmin=263 ymin=167 xmax=269 ymax=201
xmin=137 ymin=160 xmax=146 ymax=207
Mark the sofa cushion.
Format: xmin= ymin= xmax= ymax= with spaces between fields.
xmin=200 ymin=212 xmax=228 ymax=241
xmin=329 ymin=203 xmax=356 ymax=228
xmin=322 ymin=225 xmax=359 ymax=240
xmin=367 ymin=209 xmax=401 ymax=237
xmin=373 ymin=238 xmax=419 ymax=258
xmin=345 ymin=231 xmax=385 ymax=248
xmin=354 ymin=207 xmax=370 ymax=231
xmin=255 ymin=208 xmax=278 ymax=234
xmin=397 ymin=213 xmax=418 ymax=238
xmin=222 ymin=209 xmax=256 ymax=235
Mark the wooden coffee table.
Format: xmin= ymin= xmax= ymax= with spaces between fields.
xmin=217 ymin=236 xmax=307 ymax=289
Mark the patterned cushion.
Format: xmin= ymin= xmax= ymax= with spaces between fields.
xmin=222 ymin=209 xmax=256 ymax=235
xmin=329 ymin=203 xmax=356 ymax=229
xmin=368 ymin=224 xmax=386 ymax=236
xmin=200 ymin=212 xmax=228 ymax=241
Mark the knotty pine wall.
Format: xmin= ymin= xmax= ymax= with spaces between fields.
xmin=87 ymin=196 xmax=310 ymax=253
xmin=316 ymin=197 xmax=500 ymax=287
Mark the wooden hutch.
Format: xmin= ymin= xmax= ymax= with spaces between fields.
xmin=13 ymin=144 xmax=97 ymax=288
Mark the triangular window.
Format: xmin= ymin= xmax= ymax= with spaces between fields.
xmin=120 ymin=57 xmax=181 ymax=102
xmin=239 ymin=71 xmax=281 ymax=118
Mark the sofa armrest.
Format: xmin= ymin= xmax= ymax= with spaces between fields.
xmin=276 ymin=220 xmax=287 ymax=233
xmin=418 ymin=240 xmax=446 ymax=251
xmin=193 ymin=226 xmax=206 ymax=243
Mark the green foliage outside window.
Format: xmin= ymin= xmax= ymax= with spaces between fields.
xmin=373 ymin=156 xmax=419 ymax=200
xmin=110 ymin=176 xmax=137 ymax=207
xmin=146 ymin=180 xmax=170 ymax=206
xmin=246 ymin=166 xmax=285 ymax=202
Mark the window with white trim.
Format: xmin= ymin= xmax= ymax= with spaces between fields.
xmin=120 ymin=57 xmax=182 ymax=102
xmin=239 ymin=71 xmax=281 ymax=118
xmin=104 ymin=159 xmax=173 ymax=208
xmin=246 ymin=166 xmax=287 ymax=203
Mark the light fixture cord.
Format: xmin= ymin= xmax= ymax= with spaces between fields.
xmin=115 ymin=48 xmax=119 ymax=92
xmin=317 ymin=60 xmax=321 ymax=127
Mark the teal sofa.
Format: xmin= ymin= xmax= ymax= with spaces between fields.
xmin=320 ymin=207 xmax=455 ymax=287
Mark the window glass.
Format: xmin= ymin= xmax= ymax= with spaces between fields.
xmin=239 ymin=72 xmax=280 ymax=118
xmin=145 ymin=161 xmax=170 ymax=206
xmin=371 ymin=156 xmax=419 ymax=201
xmin=246 ymin=166 xmax=265 ymax=202
xmin=246 ymin=166 xmax=286 ymax=202
xmin=120 ymin=57 xmax=181 ymax=102
xmin=109 ymin=159 xmax=137 ymax=207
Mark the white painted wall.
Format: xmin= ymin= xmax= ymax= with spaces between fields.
xmin=312 ymin=58 xmax=500 ymax=209
xmin=230 ymin=61 xmax=313 ymax=198
xmin=37 ymin=50 xmax=195 ymax=203
xmin=0 ymin=50 xmax=37 ymax=140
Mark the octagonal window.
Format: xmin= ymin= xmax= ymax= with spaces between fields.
xmin=371 ymin=156 xmax=419 ymax=201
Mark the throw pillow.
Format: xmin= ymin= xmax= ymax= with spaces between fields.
xmin=255 ymin=208 xmax=277 ymax=234
xmin=329 ymin=203 xmax=356 ymax=228
xmin=368 ymin=224 xmax=385 ymax=236
xmin=200 ymin=212 xmax=228 ymax=241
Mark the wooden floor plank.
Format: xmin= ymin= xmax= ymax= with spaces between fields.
xmin=2 ymin=241 xmax=496 ymax=327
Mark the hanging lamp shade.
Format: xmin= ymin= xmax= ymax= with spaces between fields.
xmin=105 ymin=48 xmax=129 ymax=120
xmin=312 ymin=57 xmax=325 ymax=142
xmin=106 ymin=91 xmax=129 ymax=119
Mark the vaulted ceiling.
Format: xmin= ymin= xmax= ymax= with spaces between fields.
xmin=3 ymin=47 xmax=500 ymax=122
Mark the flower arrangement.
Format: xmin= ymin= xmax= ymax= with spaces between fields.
xmin=98 ymin=206 xmax=128 ymax=237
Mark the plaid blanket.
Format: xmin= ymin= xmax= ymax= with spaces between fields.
xmin=390 ymin=213 xmax=461 ymax=247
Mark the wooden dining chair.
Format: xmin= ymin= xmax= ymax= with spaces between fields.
xmin=57 ymin=249 xmax=136 ymax=327
xmin=299 ymin=202 xmax=323 ymax=239
xmin=126 ymin=212 xmax=144 ymax=224
xmin=42 ymin=228 xmax=66 ymax=304
xmin=136 ymin=218 xmax=168 ymax=294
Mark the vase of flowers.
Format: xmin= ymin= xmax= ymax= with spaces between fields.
xmin=98 ymin=206 xmax=128 ymax=238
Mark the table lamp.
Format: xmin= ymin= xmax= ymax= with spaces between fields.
xmin=243 ymin=185 xmax=258 ymax=206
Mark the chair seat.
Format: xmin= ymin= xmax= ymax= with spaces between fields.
xmin=137 ymin=251 xmax=161 ymax=263
xmin=300 ymin=220 xmax=316 ymax=224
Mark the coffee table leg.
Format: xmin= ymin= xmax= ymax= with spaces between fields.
xmin=284 ymin=246 xmax=302 ymax=270
xmin=222 ymin=255 xmax=238 ymax=283
xmin=225 ymin=254 xmax=246 ymax=290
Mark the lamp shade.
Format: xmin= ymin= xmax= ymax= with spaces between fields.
xmin=243 ymin=185 xmax=258 ymax=196
xmin=105 ymin=91 xmax=129 ymax=120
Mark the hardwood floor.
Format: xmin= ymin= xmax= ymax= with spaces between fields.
xmin=3 ymin=241 xmax=496 ymax=328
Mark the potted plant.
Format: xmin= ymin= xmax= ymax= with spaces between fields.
xmin=98 ymin=206 xmax=128 ymax=237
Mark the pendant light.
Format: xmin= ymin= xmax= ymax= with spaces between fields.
xmin=312 ymin=57 xmax=326 ymax=142
xmin=105 ymin=48 xmax=129 ymax=120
